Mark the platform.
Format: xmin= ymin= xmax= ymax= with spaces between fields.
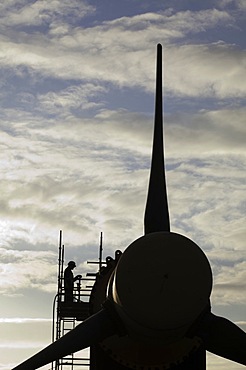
xmin=59 ymin=301 xmax=90 ymax=321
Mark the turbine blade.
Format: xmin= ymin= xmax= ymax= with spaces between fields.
xmin=144 ymin=43 xmax=170 ymax=234
xmin=12 ymin=308 xmax=118 ymax=370
xmin=201 ymin=313 xmax=246 ymax=365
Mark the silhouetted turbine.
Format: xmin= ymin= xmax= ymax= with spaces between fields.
xmin=12 ymin=44 xmax=246 ymax=370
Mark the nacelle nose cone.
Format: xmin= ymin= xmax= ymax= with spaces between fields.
xmin=112 ymin=232 xmax=212 ymax=343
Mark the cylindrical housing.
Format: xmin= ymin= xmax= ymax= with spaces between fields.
xmin=112 ymin=232 xmax=212 ymax=344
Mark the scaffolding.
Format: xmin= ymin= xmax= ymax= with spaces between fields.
xmin=52 ymin=231 xmax=104 ymax=370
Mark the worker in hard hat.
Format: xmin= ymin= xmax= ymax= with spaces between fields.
xmin=64 ymin=261 xmax=82 ymax=302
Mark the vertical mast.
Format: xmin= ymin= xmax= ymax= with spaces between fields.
xmin=99 ymin=232 xmax=103 ymax=273
xmin=144 ymin=44 xmax=170 ymax=234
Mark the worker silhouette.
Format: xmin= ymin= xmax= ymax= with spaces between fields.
xmin=64 ymin=261 xmax=82 ymax=303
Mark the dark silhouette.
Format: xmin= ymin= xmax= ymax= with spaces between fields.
xmin=12 ymin=44 xmax=246 ymax=370
xmin=64 ymin=261 xmax=82 ymax=302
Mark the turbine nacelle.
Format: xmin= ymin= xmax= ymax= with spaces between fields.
xmin=111 ymin=232 xmax=212 ymax=345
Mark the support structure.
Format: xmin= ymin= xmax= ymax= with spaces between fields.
xmin=52 ymin=231 xmax=105 ymax=370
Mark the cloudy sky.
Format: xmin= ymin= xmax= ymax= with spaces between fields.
xmin=0 ymin=0 xmax=245 ymax=369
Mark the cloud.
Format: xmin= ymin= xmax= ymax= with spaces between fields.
xmin=165 ymin=42 xmax=246 ymax=98
xmin=0 ymin=0 xmax=95 ymax=28
xmin=0 ymin=6 xmax=244 ymax=100
xmin=0 ymin=248 xmax=57 ymax=294
xmin=37 ymin=83 xmax=107 ymax=115
xmin=99 ymin=8 xmax=233 ymax=43
xmin=217 ymin=0 xmax=246 ymax=11
xmin=165 ymin=107 xmax=246 ymax=155
xmin=211 ymin=266 xmax=246 ymax=306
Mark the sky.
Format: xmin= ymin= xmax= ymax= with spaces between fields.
xmin=0 ymin=0 xmax=245 ymax=369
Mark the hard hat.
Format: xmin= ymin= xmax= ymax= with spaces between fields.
xmin=68 ymin=260 xmax=76 ymax=267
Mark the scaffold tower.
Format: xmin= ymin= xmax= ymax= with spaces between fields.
xmin=52 ymin=230 xmax=104 ymax=370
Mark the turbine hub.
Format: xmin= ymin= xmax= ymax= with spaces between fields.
xmin=112 ymin=232 xmax=212 ymax=344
